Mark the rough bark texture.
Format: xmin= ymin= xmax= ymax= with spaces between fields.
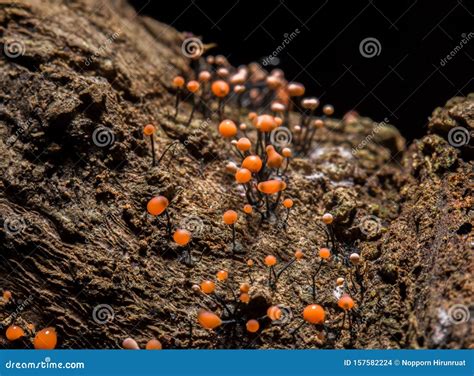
xmin=0 ymin=0 xmax=472 ymax=349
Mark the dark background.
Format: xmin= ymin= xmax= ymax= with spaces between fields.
xmin=130 ymin=0 xmax=473 ymax=141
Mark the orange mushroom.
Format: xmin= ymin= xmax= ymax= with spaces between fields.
xmin=200 ymin=280 xmax=216 ymax=294
xmin=34 ymin=327 xmax=57 ymax=350
xmin=147 ymin=196 xmax=169 ymax=216
xmin=6 ymin=325 xmax=25 ymax=341
xmin=197 ymin=310 xmax=222 ymax=330
xmin=319 ymin=247 xmax=331 ymax=259
xmin=264 ymin=255 xmax=277 ymax=267
xmin=246 ymin=319 xmax=260 ymax=333
xmin=338 ymin=295 xmax=355 ymax=311
xmin=267 ymin=306 xmax=282 ymax=321
xmin=303 ymin=304 xmax=325 ymax=324
xmin=223 ymin=210 xmax=238 ymax=225
xmin=173 ymin=229 xmax=191 ymax=246
xmin=283 ymin=198 xmax=294 ymax=208
xmin=218 ymin=119 xmax=237 ymax=138
xmin=257 ymin=180 xmax=287 ymax=195
xmin=146 ymin=339 xmax=162 ymax=350
xmin=236 ymin=137 xmax=251 ymax=152
xmin=240 ymin=293 xmax=250 ymax=303
xmin=216 ymin=270 xmax=229 ymax=281
xmin=235 ymin=168 xmax=252 ymax=184
xmin=266 ymin=146 xmax=284 ymax=168
xmin=255 ymin=114 xmax=277 ymax=133
xmin=242 ymin=155 xmax=263 ymax=173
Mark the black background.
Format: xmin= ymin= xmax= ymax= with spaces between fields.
xmin=130 ymin=0 xmax=473 ymax=141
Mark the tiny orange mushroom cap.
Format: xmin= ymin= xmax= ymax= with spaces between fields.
xmin=3 ymin=290 xmax=12 ymax=301
xmin=246 ymin=319 xmax=260 ymax=333
xmin=248 ymin=112 xmax=257 ymax=121
xmin=6 ymin=325 xmax=25 ymax=341
xmin=338 ymin=294 xmax=355 ymax=311
xmin=283 ymin=198 xmax=294 ymax=208
xmin=143 ymin=124 xmax=155 ymax=136
xmin=186 ymin=80 xmax=200 ymax=93
xmin=219 ymin=119 xmax=237 ymax=138
xmin=223 ymin=210 xmax=238 ymax=225
xmin=216 ymin=270 xmax=229 ymax=281
xmin=211 ymin=80 xmax=230 ymax=97
xmin=173 ymin=229 xmax=191 ymax=246
xmin=322 ymin=213 xmax=334 ymax=225
xmin=198 ymin=310 xmax=222 ymax=330
xmin=34 ymin=327 xmax=57 ymax=350
xmin=240 ymin=283 xmax=250 ymax=293
xmin=242 ymin=155 xmax=263 ymax=173
xmin=235 ymin=168 xmax=252 ymax=184
xmin=287 ymin=82 xmax=305 ymax=97
xmin=146 ymin=339 xmax=163 ymax=350
xmin=236 ymin=137 xmax=251 ymax=152
xmin=256 ymin=114 xmax=277 ymax=133
xmin=257 ymin=180 xmax=287 ymax=195
xmin=172 ymin=76 xmax=185 ymax=88
xmin=267 ymin=306 xmax=282 ymax=321
xmin=295 ymin=250 xmax=304 ymax=260
xmin=266 ymin=146 xmax=284 ymax=168
xmin=264 ymin=255 xmax=277 ymax=267
xmin=240 ymin=293 xmax=250 ymax=303
xmin=147 ymin=196 xmax=169 ymax=216
xmin=282 ymin=147 xmax=292 ymax=158
xmin=319 ymin=247 xmax=331 ymax=259
xmin=243 ymin=204 xmax=253 ymax=214
xmin=247 ymin=259 xmax=254 ymax=267
xmin=200 ymin=280 xmax=216 ymax=294
xmin=303 ymin=304 xmax=325 ymax=324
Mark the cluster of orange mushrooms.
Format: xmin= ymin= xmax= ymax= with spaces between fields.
xmin=138 ymin=52 xmax=364 ymax=347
